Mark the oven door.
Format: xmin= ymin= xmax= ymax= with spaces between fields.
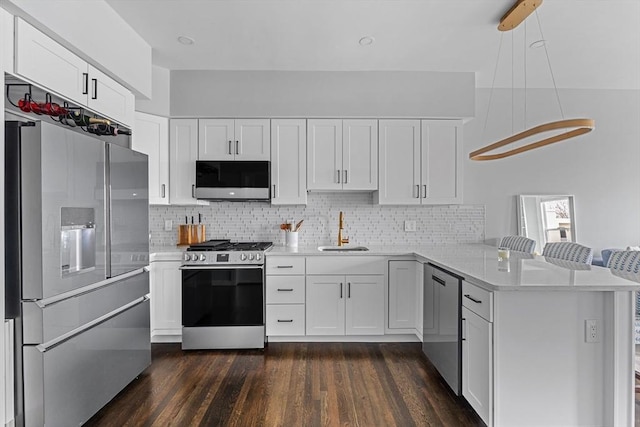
xmin=180 ymin=265 xmax=265 ymax=349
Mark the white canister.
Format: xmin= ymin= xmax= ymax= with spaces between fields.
xmin=285 ymin=231 xmax=299 ymax=247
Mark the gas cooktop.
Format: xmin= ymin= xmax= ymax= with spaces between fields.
xmin=186 ymin=240 xmax=273 ymax=252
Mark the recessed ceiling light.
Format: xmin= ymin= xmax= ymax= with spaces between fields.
xmin=529 ymin=39 xmax=546 ymax=49
xmin=177 ymin=35 xmax=195 ymax=45
xmin=359 ymin=36 xmax=375 ymax=46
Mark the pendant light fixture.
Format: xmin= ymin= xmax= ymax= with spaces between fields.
xmin=469 ymin=0 xmax=595 ymax=161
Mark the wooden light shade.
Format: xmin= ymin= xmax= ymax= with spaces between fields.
xmin=498 ymin=0 xmax=543 ymax=31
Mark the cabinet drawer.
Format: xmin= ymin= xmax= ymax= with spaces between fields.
xmin=266 ymin=257 xmax=305 ymax=275
xmin=306 ymin=256 xmax=384 ymax=275
xmin=462 ymin=281 xmax=493 ymax=322
xmin=266 ymin=276 xmax=305 ymax=304
xmin=266 ymin=305 xmax=305 ymax=336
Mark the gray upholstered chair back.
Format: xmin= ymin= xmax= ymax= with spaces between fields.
xmin=542 ymin=242 xmax=594 ymax=264
xmin=607 ymin=250 xmax=640 ymax=274
xmin=499 ymin=236 xmax=536 ymax=254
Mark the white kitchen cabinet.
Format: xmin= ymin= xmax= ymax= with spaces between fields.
xmin=388 ymin=260 xmax=419 ymax=329
xmin=169 ymin=119 xmax=208 ymax=206
xmin=132 ymin=112 xmax=169 ymax=205
xmin=270 ymin=119 xmax=307 ymax=205
xmin=462 ymin=306 xmax=493 ymax=426
xmin=307 ymin=119 xmax=377 ymax=191
xmin=306 ymin=274 xmax=383 ymax=336
xmin=199 ymin=119 xmax=270 ymax=160
xmin=150 ymin=260 xmax=182 ymax=342
xmin=1 ymin=8 xmax=14 ymax=72
xmin=376 ymin=119 xmax=462 ymax=205
xmin=14 ymin=18 xmax=134 ymax=126
xmin=266 ymin=256 xmax=306 ymax=337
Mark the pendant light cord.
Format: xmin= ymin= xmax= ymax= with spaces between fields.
xmin=482 ymin=32 xmax=505 ymax=139
xmin=535 ymin=10 xmax=565 ymax=119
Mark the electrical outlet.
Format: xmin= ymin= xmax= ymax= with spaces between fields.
xmin=404 ymin=220 xmax=416 ymax=232
xmin=164 ymin=219 xmax=173 ymax=231
xmin=585 ymin=319 xmax=598 ymax=343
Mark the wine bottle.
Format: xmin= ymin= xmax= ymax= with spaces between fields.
xmin=86 ymin=124 xmax=132 ymax=137
xmin=70 ymin=111 xmax=111 ymax=127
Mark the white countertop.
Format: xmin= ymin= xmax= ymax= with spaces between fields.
xmin=266 ymin=243 xmax=640 ymax=292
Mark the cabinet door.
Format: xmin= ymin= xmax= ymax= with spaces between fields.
xmin=198 ymin=119 xmax=234 ymax=160
xmin=235 ymin=119 xmax=270 ymax=160
xmin=14 ymin=18 xmax=86 ymax=106
xmin=133 ymin=112 xmax=169 ymax=205
xmin=388 ymin=261 xmax=418 ymax=329
xmin=2 ymin=8 xmax=14 ymax=72
xmin=307 ymin=119 xmax=343 ymax=190
xmin=342 ymin=120 xmax=378 ymax=190
xmin=270 ymin=119 xmax=307 ymax=205
xmin=462 ymin=307 xmax=492 ymax=426
xmin=170 ymin=119 xmax=207 ymax=205
xmin=86 ymin=65 xmax=134 ymax=126
xmin=421 ymin=121 xmax=462 ymax=204
xmin=150 ymin=261 xmax=182 ymax=338
xmin=377 ymin=120 xmax=421 ymax=204
xmin=345 ymin=275 xmax=384 ymax=335
xmin=306 ymin=275 xmax=345 ymax=335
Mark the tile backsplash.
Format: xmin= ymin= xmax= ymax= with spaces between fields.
xmin=150 ymin=193 xmax=485 ymax=247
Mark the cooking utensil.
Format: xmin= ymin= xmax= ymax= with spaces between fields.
xmin=294 ymin=220 xmax=304 ymax=231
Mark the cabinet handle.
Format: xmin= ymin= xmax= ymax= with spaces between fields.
xmin=336 ymin=170 xmax=341 ymax=183
xmin=422 ymin=185 xmax=427 ymax=198
xmin=91 ymin=78 xmax=98 ymax=100
xmin=236 ymin=140 xmax=239 ymax=155
xmin=432 ymin=276 xmax=446 ymax=286
xmin=277 ymin=288 xmax=294 ymax=292
xmin=276 ymin=265 xmax=293 ymax=269
xmin=82 ymin=73 xmax=89 ymax=95
xmin=344 ymin=170 xmax=348 ymax=184
xmin=192 ymin=184 xmax=195 ymax=198
xmin=461 ymin=318 xmax=467 ymax=341
xmin=277 ymin=319 xmax=294 ymax=323
xmin=415 ymin=184 xmax=420 ymax=198
xmin=340 ymin=283 xmax=343 ymax=298
xmin=161 ymin=184 xmax=166 ymax=198
xmin=272 ymin=184 xmax=276 ymax=198
xmin=347 ymin=282 xmax=351 ymax=298
xmin=228 ymin=140 xmax=233 ymax=155
xmin=464 ymin=294 xmax=482 ymax=304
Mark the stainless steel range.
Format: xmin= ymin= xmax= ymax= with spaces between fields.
xmin=180 ymin=240 xmax=273 ymax=350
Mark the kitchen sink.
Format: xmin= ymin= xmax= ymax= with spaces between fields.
xmin=317 ymin=246 xmax=369 ymax=252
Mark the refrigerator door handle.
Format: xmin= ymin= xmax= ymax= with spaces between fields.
xmin=36 ymin=296 xmax=149 ymax=353
xmin=35 ymin=268 xmax=147 ymax=308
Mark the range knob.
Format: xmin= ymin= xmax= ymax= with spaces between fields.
xmin=249 ymin=253 xmax=255 ymax=261
xmin=240 ymin=253 xmax=248 ymax=261
xmin=183 ymin=253 xmax=191 ymax=262
xmin=256 ymin=253 xmax=262 ymax=261
xmin=199 ymin=253 xmax=206 ymax=261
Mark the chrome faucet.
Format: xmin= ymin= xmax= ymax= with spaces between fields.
xmin=337 ymin=211 xmax=349 ymax=246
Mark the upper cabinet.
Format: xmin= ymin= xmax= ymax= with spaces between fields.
xmin=271 ymin=119 xmax=307 ymax=205
xmin=13 ymin=18 xmax=134 ymax=126
xmin=307 ymin=119 xmax=378 ymax=191
xmin=376 ymin=119 xmax=462 ymax=205
xmin=199 ymin=119 xmax=270 ymax=160
xmin=132 ymin=112 xmax=169 ymax=205
xmin=170 ymin=119 xmax=208 ymax=206
xmin=1 ymin=8 xmax=14 ymax=72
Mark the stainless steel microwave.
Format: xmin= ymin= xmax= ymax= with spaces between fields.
xmin=195 ymin=160 xmax=270 ymax=201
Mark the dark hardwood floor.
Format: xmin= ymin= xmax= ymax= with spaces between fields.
xmin=84 ymin=342 xmax=484 ymax=427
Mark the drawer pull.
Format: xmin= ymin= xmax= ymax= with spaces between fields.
xmin=464 ymin=294 xmax=482 ymax=304
xmin=462 ymin=317 xmax=467 ymax=341
xmin=432 ymin=276 xmax=446 ymax=286
xmin=277 ymin=288 xmax=294 ymax=292
xmin=276 ymin=265 xmax=294 ymax=269
xmin=277 ymin=319 xmax=294 ymax=323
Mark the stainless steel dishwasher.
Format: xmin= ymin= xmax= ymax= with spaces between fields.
xmin=422 ymin=263 xmax=463 ymax=395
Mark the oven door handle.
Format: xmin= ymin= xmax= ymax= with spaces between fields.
xmin=179 ymin=265 xmax=264 ymax=270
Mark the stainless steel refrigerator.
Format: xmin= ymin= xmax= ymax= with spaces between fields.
xmin=5 ymin=119 xmax=151 ymax=426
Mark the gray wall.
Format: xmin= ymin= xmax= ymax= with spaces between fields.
xmin=136 ymin=65 xmax=171 ymax=117
xmin=170 ymin=70 xmax=474 ymax=118
xmin=464 ymin=88 xmax=640 ymax=255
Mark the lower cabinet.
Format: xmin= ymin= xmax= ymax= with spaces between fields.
xmin=461 ymin=281 xmax=493 ymax=426
xmin=265 ymin=256 xmax=306 ymax=336
xmin=149 ymin=259 xmax=182 ymax=341
xmin=306 ymin=275 xmax=384 ymax=336
xmin=388 ymin=260 xmax=418 ymax=329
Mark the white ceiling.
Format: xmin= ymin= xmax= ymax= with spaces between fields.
xmin=105 ymin=0 xmax=640 ymax=90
